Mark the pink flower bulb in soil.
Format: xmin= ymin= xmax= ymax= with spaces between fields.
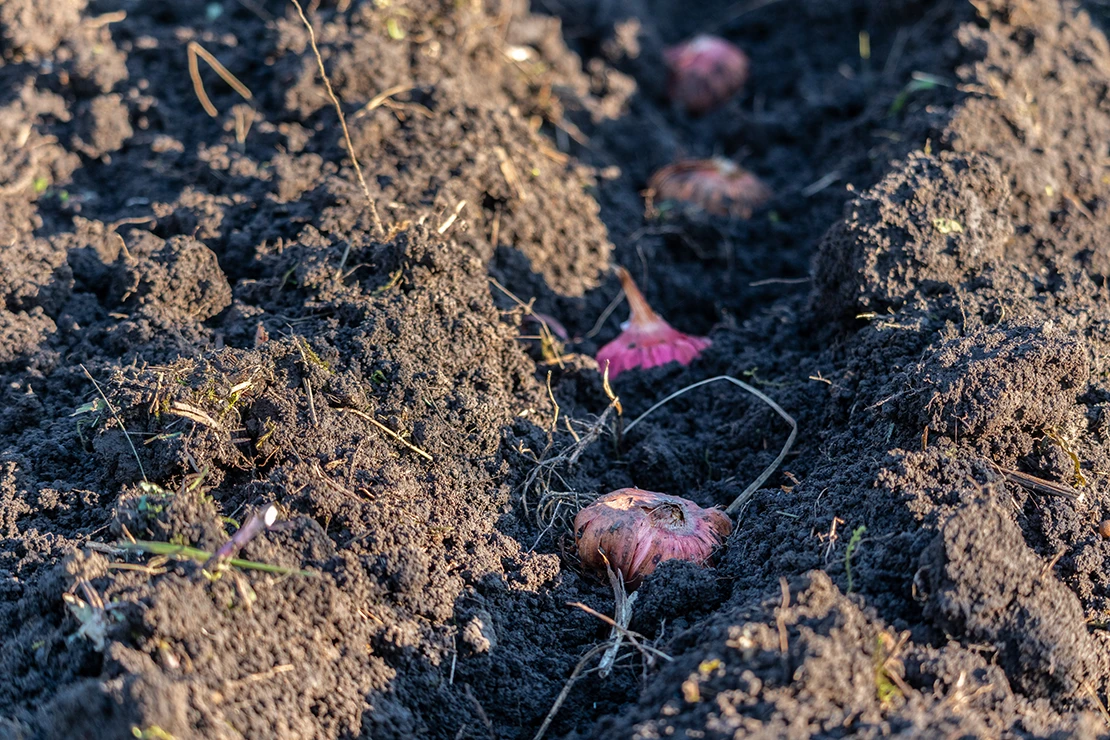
xmin=664 ymin=35 xmax=750 ymax=115
xmin=649 ymin=158 xmax=772 ymax=219
xmin=595 ymin=267 xmax=710 ymax=379
xmin=574 ymin=488 xmax=733 ymax=588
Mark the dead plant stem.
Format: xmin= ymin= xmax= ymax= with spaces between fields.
xmin=532 ymin=643 xmax=609 ymax=740
xmin=289 ymin=0 xmax=384 ymax=274
xmin=80 ymin=364 xmax=147 ymax=482
xmin=624 ymin=375 xmax=797 ymax=515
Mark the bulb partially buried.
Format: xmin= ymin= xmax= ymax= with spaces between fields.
xmin=664 ymin=35 xmax=750 ymax=115
xmin=574 ymin=488 xmax=733 ymax=588
xmin=649 ymin=158 xmax=772 ymax=219
xmin=595 ymin=267 xmax=710 ymax=379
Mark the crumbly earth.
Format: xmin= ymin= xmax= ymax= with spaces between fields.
xmin=3 ymin=0 xmax=1110 ymax=738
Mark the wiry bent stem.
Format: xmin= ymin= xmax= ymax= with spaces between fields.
xmin=624 ymin=375 xmax=797 ymax=516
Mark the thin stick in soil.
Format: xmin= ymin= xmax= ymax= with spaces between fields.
xmin=535 ymin=569 xmax=670 ymax=740
xmin=577 ymin=562 xmax=672 ymax=674
xmin=187 ymin=41 xmax=254 ymax=118
xmin=79 ymin=364 xmax=147 ymax=482
xmin=996 ymin=465 xmax=1081 ymax=501
xmin=489 ymin=277 xmax=566 ymax=367
xmin=288 ymin=0 xmax=384 ymax=271
xmin=623 ymin=375 xmax=797 ymax=515
xmin=569 ymin=599 xmax=673 ymax=670
xmin=532 ymin=643 xmax=609 ymax=740
xmin=337 ymin=407 xmax=433 ymax=461
xmin=584 ymin=289 xmax=625 ymax=339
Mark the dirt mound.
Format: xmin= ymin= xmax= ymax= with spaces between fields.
xmin=593 ymin=570 xmax=1104 ymax=738
xmin=812 ymin=151 xmax=1012 ymax=318
xmin=920 ymin=497 xmax=1105 ymax=701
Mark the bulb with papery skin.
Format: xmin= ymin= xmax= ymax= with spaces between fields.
xmin=574 ymin=488 xmax=733 ymax=588
xmin=649 ymin=158 xmax=772 ymax=219
xmin=664 ymin=35 xmax=749 ymax=114
xmin=595 ymin=267 xmax=710 ymax=379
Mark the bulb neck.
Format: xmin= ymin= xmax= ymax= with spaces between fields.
xmin=616 ymin=267 xmax=660 ymax=326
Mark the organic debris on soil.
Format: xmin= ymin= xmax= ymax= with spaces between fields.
xmin=5 ymin=0 xmax=1110 ymax=738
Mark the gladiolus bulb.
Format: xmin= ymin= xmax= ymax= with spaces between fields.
xmin=595 ymin=267 xmax=710 ymax=379
xmin=664 ymin=35 xmax=749 ymax=114
xmin=574 ymin=488 xmax=733 ymax=587
xmin=649 ymin=158 xmax=772 ymax=219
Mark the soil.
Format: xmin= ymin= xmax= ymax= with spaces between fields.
xmin=4 ymin=0 xmax=1110 ymax=737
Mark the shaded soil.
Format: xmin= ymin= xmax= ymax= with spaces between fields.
xmin=4 ymin=0 xmax=1110 ymax=737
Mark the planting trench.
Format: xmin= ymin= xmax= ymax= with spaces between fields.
xmin=4 ymin=0 xmax=1110 ymax=737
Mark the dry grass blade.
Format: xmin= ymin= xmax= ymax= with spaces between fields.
xmin=337 ymin=407 xmax=433 ymax=461
xmin=522 ymin=404 xmax=616 ymax=520
xmin=437 ymin=200 xmax=467 ymax=235
xmin=997 ymin=466 xmax=1081 ymax=501
xmin=79 ymin=364 xmax=147 ymax=482
xmin=1085 ymin=682 xmax=1110 ymax=728
xmin=587 ymin=562 xmax=635 ymax=677
xmin=167 ymin=401 xmax=223 ymax=430
xmin=225 ymin=663 xmax=294 ymax=690
xmin=623 ymin=375 xmax=797 ymax=516
xmin=496 ymin=146 xmax=527 ymax=200
xmin=353 ymin=83 xmax=414 ymax=119
xmin=187 ymin=41 xmax=254 ymax=118
xmin=288 ymin=0 xmax=384 ymax=263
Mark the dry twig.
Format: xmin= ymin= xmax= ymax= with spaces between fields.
xmin=623 ymin=375 xmax=797 ymax=515
xmin=996 ymin=466 xmax=1081 ymax=501
xmin=531 ymin=643 xmax=608 ymax=740
xmin=187 ymin=41 xmax=253 ymax=118
xmin=288 ymin=0 xmax=384 ymax=267
xmin=337 ymin=407 xmax=433 ymax=461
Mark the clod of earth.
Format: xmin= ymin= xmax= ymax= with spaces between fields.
xmin=648 ymin=158 xmax=772 ymax=218
xmin=596 ymin=267 xmax=710 ymax=379
xmin=663 ymin=35 xmax=749 ymax=115
xmin=574 ymin=488 xmax=732 ymax=588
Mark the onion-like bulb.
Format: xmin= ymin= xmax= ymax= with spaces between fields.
xmin=574 ymin=488 xmax=733 ymax=588
xmin=595 ymin=267 xmax=710 ymax=379
xmin=649 ymin=158 xmax=772 ymax=219
xmin=664 ymin=35 xmax=750 ymax=115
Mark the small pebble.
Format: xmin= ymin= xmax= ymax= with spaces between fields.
xmin=1100 ymin=520 xmax=1110 ymax=539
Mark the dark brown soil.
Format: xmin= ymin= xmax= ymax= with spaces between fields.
xmin=4 ymin=0 xmax=1110 ymax=737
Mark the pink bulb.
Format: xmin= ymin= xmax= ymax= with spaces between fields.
xmin=574 ymin=488 xmax=733 ymax=588
xmin=595 ymin=267 xmax=710 ymax=379
xmin=664 ymin=35 xmax=750 ymax=115
xmin=649 ymin=158 xmax=772 ymax=219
